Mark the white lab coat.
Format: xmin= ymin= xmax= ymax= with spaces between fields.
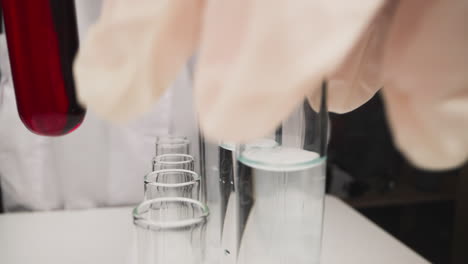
xmin=0 ymin=0 xmax=198 ymax=211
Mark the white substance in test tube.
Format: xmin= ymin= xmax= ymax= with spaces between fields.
xmin=240 ymin=147 xmax=321 ymax=171
xmin=237 ymin=147 xmax=325 ymax=264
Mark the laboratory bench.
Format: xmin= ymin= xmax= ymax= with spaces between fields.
xmin=0 ymin=195 xmax=428 ymax=264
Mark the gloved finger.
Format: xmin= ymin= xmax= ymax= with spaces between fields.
xmin=323 ymin=2 xmax=396 ymax=114
xmin=74 ymin=0 xmax=204 ymax=122
xmin=382 ymin=0 xmax=468 ymax=170
xmin=195 ymin=0 xmax=384 ymax=142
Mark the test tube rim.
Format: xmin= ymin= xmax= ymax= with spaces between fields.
xmin=155 ymin=135 xmax=189 ymax=145
xmin=153 ymin=154 xmax=195 ymax=165
xmin=144 ymin=169 xmax=200 ymax=188
xmin=133 ymin=197 xmax=209 ymax=230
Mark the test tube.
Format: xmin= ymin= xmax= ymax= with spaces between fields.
xmin=1 ymin=0 xmax=85 ymax=136
xmin=155 ymin=135 xmax=190 ymax=156
xmin=235 ymin=83 xmax=328 ymax=264
xmin=144 ymin=169 xmax=200 ymax=201
xmin=133 ymin=197 xmax=209 ymax=264
xmin=152 ymin=154 xmax=195 ymax=171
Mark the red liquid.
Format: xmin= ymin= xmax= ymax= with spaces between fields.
xmin=1 ymin=0 xmax=85 ymax=136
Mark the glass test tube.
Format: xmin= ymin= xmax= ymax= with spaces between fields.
xmin=1 ymin=0 xmax=85 ymax=136
xmin=133 ymin=197 xmax=209 ymax=264
xmin=152 ymin=153 xmax=195 ymax=171
xmin=235 ymin=82 xmax=328 ymax=264
xmin=144 ymin=169 xmax=201 ymax=201
xmin=155 ymin=135 xmax=190 ymax=156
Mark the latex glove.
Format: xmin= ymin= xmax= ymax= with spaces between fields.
xmin=194 ymin=0 xmax=468 ymax=170
xmin=74 ymin=0 xmax=203 ymax=122
xmin=381 ymin=0 xmax=468 ymax=170
xmin=326 ymin=3 xmax=394 ymax=114
xmin=194 ymin=0 xmax=384 ymax=141
xmin=74 ymin=0 xmax=383 ymax=130
xmin=74 ymin=0 xmax=468 ymax=170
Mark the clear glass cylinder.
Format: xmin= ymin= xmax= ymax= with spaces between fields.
xmin=198 ymin=139 xmax=229 ymax=263
xmin=235 ymin=84 xmax=328 ymax=264
xmin=199 ymin=133 xmax=286 ymax=263
xmin=133 ymin=197 xmax=209 ymax=264
xmin=144 ymin=169 xmax=201 ymax=200
xmin=155 ymin=135 xmax=190 ymax=156
xmin=152 ymin=154 xmax=195 ymax=171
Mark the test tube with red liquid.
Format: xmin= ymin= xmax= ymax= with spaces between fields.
xmin=1 ymin=0 xmax=85 ymax=136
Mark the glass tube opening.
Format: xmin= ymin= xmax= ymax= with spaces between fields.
xmin=154 ymin=154 xmax=194 ymax=166
xmin=156 ymin=135 xmax=188 ymax=142
xmin=144 ymin=169 xmax=199 ymax=187
xmin=156 ymin=136 xmax=190 ymax=146
xmin=155 ymin=136 xmax=191 ymax=156
xmin=152 ymin=154 xmax=195 ymax=171
xmin=133 ymin=197 xmax=209 ymax=230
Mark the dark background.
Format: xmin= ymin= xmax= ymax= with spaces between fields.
xmin=326 ymin=92 xmax=467 ymax=264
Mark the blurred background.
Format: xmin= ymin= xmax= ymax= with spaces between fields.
xmin=326 ymin=92 xmax=467 ymax=264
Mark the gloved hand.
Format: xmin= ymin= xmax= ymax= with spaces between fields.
xmin=74 ymin=0 xmax=468 ymax=170
xmin=74 ymin=0 xmax=203 ymax=121
xmin=380 ymin=1 xmax=468 ymax=170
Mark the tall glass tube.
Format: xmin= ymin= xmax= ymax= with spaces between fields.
xmin=199 ymin=134 xmax=282 ymax=264
xmin=133 ymin=197 xmax=209 ymax=264
xmin=235 ymin=83 xmax=328 ymax=264
xmin=217 ymin=142 xmax=238 ymax=264
xmin=198 ymin=139 xmax=223 ymax=264
xmin=1 ymin=0 xmax=85 ymax=136
xmin=219 ymin=142 xmax=236 ymax=240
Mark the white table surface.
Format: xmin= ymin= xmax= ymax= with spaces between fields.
xmin=0 ymin=195 xmax=429 ymax=264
